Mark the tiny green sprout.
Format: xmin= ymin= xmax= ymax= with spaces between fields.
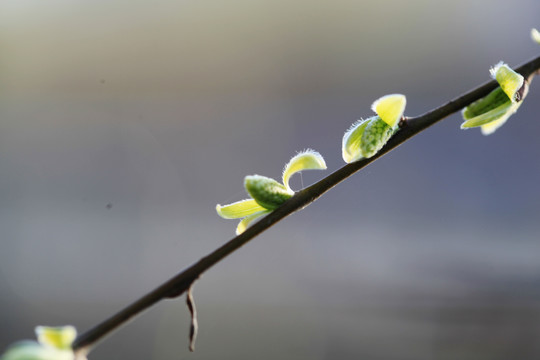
xmin=35 ymin=326 xmax=77 ymax=351
xmin=244 ymin=175 xmax=293 ymax=210
xmin=461 ymin=62 xmax=527 ymax=135
xmin=342 ymin=94 xmax=406 ymax=163
xmin=532 ymin=28 xmax=540 ymax=44
xmin=216 ymin=149 xmax=327 ymax=234
xmin=0 ymin=326 xmax=78 ymax=360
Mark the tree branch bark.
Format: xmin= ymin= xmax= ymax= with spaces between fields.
xmin=72 ymin=54 xmax=540 ymax=357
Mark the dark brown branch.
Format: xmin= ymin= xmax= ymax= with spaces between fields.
xmin=72 ymin=55 xmax=540 ymax=357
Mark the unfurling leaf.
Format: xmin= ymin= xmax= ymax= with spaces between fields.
xmin=461 ymin=62 xmax=526 ymax=135
xmin=371 ymin=94 xmax=406 ymax=128
xmin=216 ymin=199 xmax=267 ymax=219
xmin=342 ymin=119 xmax=369 ymax=163
xmin=282 ymin=149 xmax=327 ymax=192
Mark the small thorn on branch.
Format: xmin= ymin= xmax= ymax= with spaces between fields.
xmin=186 ymin=286 xmax=198 ymax=352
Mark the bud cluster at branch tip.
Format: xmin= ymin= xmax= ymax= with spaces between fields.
xmin=216 ymin=150 xmax=327 ymax=234
xmin=461 ymin=62 xmax=528 ymax=135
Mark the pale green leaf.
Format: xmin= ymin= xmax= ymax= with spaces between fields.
xmin=371 ymin=94 xmax=406 ymax=128
xmin=479 ymin=114 xmax=511 ymax=135
xmin=462 ymin=87 xmax=510 ymax=120
xmin=282 ymin=149 xmax=327 ymax=191
xmin=461 ymin=101 xmax=522 ymax=135
xmin=461 ymin=102 xmax=513 ymax=129
xmin=480 ymin=102 xmax=522 ymax=135
xmin=216 ymin=199 xmax=267 ymax=219
xmin=490 ymin=62 xmax=524 ymax=103
xmin=342 ymin=119 xmax=369 ymax=163
xmin=236 ymin=210 xmax=271 ymax=235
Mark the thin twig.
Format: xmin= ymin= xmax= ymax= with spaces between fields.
xmin=72 ymin=55 xmax=540 ymax=357
xmin=186 ymin=286 xmax=198 ymax=352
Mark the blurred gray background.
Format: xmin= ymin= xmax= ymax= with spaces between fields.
xmin=1 ymin=0 xmax=540 ymax=359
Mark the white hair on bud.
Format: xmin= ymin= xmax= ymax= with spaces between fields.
xmin=489 ymin=61 xmax=507 ymax=79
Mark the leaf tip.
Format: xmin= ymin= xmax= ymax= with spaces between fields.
xmin=371 ymin=94 xmax=406 ymax=128
xmin=531 ymin=28 xmax=540 ymax=44
xmin=282 ymin=149 xmax=327 ymax=190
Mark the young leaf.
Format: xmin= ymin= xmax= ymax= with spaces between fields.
xmin=236 ymin=210 xmax=271 ymax=235
xmin=371 ymin=94 xmax=406 ymax=128
xmin=461 ymin=102 xmax=515 ymax=129
xmin=479 ymin=103 xmax=522 ymax=135
xmin=342 ymin=119 xmax=370 ymax=163
xmin=282 ymin=149 xmax=327 ymax=191
xmin=489 ymin=62 xmax=524 ymax=102
xmin=216 ymin=199 xmax=267 ymax=219
xmin=35 ymin=326 xmax=77 ymax=350
xmin=462 ymin=87 xmax=510 ymax=120
xmin=1 ymin=326 xmax=78 ymax=360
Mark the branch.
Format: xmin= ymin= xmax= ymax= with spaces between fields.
xmin=72 ymin=55 xmax=540 ymax=357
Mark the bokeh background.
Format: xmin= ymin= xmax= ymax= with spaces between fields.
xmin=1 ymin=0 xmax=540 ymax=359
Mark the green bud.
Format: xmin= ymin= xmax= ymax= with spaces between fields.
xmin=217 ymin=150 xmax=326 ymax=233
xmin=244 ymin=175 xmax=293 ymax=210
xmin=342 ymin=94 xmax=406 ymax=163
xmin=360 ymin=117 xmax=398 ymax=158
